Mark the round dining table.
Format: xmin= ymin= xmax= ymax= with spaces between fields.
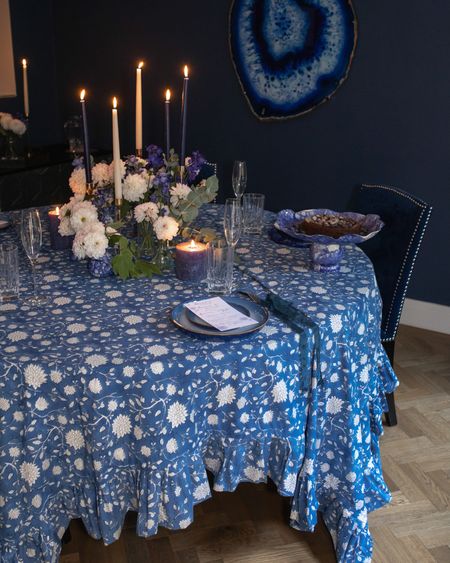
xmin=0 ymin=205 xmax=397 ymax=563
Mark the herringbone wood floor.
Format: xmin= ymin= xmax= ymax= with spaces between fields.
xmin=60 ymin=325 xmax=450 ymax=563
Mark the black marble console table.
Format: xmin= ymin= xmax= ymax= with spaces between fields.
xmin=0 ymin=145 xmax=110 ymax=211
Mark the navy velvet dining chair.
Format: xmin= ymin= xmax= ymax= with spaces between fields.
xmin=196 ymin=162 xmax=217 ymax=182
xmin=347 ymin=184 xmax=432 ymax=426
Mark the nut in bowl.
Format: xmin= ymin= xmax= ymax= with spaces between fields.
xmin=275 ymin=208 xmax=384 ymax=272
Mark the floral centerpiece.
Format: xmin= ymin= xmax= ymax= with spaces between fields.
xmin=58 ymin=145 xmax=218 ymax=279
xmin=0 ymin=112 xmax=27 ymax=160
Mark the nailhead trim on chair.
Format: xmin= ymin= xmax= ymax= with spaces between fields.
xmin=206 ymin=162 xmax=218 ymax=175
xmin=361 ymin=184 xmax=432 ymax=341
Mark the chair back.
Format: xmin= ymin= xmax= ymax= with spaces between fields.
xmin=196 ymin=162 xmax=217 ymax=182
xmin=347 ymin=184 xmax=432 ymax=341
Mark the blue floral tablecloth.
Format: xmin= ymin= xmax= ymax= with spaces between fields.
xmin=0 ymin=206 xmax=397 ymax=563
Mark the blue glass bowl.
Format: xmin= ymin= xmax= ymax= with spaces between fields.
xmin=275 ymin=208 xmax=384 ymax=245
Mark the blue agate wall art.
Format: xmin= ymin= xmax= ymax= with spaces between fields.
xmin=229 ymin=0 xmax=357 ymax=120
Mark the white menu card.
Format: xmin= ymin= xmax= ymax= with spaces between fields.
xmin=185 ymin=297 xmax=258 ymax=332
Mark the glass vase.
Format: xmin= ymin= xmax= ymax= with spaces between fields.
xmin=137 ymin=221 xmax=155 ymax=258
xmin=153 ymin=239 xmax=173 ymax=270
xmin=2 ymin=134 xmax=19 ymax=161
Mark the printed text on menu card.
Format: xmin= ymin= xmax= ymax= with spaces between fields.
xmin=184 ymin=297 xmax=258 ymax=331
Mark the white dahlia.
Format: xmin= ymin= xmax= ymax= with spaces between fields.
xmin=70 ymin=200 xmax=98 ymax=232
xmin=9 ymin=118 xmax=27 ymax=136
xmin=82 ymin=224 xmax=108 ymax=260
xmin=134 ymin=202 xmax=159 ymax=223
xmin=122 ymin=172 xmax=149 ymax=202
xmin=0 ymin=113 xmax=13 ymax=130
xmin=58 ymin=218 xmax=75 ymax=236
xmin=170 ymin=183 xmax=191 ymax=206
xmin=69 ymin=168 xmax=87 ymax=198
xmin=92 ymin=162 xmax=112 ymax=187
xmin=73 ymin=222 xmax=108 ymax=260
xmin=153 ymin=215 xmax=179 ymax=241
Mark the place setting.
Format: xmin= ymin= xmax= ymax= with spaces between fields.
xmin=170 ymin=163 xmax=270 ymax=338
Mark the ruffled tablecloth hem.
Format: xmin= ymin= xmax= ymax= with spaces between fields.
xmin=1 ymin=435 xmax=307 ymax=563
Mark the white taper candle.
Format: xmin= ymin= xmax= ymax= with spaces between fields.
xmin=135 ymin=61 xmax=143 ymax=154
xmin=112 ymin=97 xmax=122 ymax=201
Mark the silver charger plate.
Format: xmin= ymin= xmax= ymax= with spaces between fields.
xmin=171 ymin=296 xmax=269 ymax=337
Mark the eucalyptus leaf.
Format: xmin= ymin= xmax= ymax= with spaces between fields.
xmin=198 ymin=227 xmax=216 ymax=242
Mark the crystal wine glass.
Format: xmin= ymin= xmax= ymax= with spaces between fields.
xmin=224 ymin=198 xmax=242 ymax=248
xmin=20 ymin=209 xmax=47 ymax=306
xmin=232 ymin=160 xmax=247 ymax=200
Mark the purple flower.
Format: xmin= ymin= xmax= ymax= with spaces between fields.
xmin=146 ymin=144 xmax=164 ymax=169
xmin=72 ymin=156 xmax=84 ymax=169
xmin=152 ymin=171 xmax=171 ymax=204
xmin=186 ymin=150 xmax=206 ymax=183
xmin=124 ymin=154 xmax=146 ymax=176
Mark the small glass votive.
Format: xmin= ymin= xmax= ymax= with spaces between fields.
xmin=48 ymin=206 xmax=73 ymax=250
xmin=310 ymin=243 xmax=344 ymax=272
xmin=0 ymin=243 xmax=19 ymax=301
xmin=175 ymin=239 xmax=207 ymax=282
xmin=243 ymin=193 xmax=265 ymax=234
xmin=206 ymin=239 xmax=234 ymax=295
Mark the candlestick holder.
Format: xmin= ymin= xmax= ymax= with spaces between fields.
xmin=85 ymin=182 xmax=94 ymax=197
xmin=115 ymin=199 xmax=122 ymax=222
xmin=136 ymin=149 xmax=143 ymax=158
xmin=24 ymin=117 xmax=32 ymax=159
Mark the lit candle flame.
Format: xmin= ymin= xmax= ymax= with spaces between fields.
xmin=188 ymin=239 xmax=197 ymax=250
xmin=22 ymin=58 xmax=27 ymax=68
xmin=165 ymin=89 xmax=171 ymax=102
xmin=55 ymin=206 xmax=60 ymax=216
xmin=80 ymin=89 xmax=86 ymax=101
xmin=113 ymin=96 xmax=118 ymax=109
xmin=184 ymin=65 xmax=189 ymax=78
xmin=138 ymin=61 xmax=144 ymax=69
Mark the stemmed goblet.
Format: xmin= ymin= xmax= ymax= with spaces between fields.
xmin=20 ymin=209 xmax=47 ymax=306
xmin=232 ymin=160 xmax=247 ymax=201
xmin=224 ymin=198 xmax=242 ymax=248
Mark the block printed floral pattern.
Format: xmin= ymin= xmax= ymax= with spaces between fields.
xmin=0 ymin=206 xmax=397 ymax=563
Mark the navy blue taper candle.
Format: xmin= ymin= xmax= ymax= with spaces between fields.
xmin=80 ymin=89 xmax=92 ymax=185
xmin=180 ymin=66 xmax=189 ymax=167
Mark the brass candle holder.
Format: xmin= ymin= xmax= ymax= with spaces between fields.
xmin=115 ymin=198 xmax=122 ymax=222
xmin=136 ymin=149 xmax=143 ymax=158
xmin=85 ymin=182 xmax=94 ymax=197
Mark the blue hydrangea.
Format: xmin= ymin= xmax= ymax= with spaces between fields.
xmin=187 ymin=150 xmax=206 ymax=183
xmin=147 ymin=144 xmax=164 ymax=169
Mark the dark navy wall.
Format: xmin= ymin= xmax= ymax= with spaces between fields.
xmin=9 ymin=0 xmax=450 ymax=305
xmin=2 ymin=0 xmax=61 ymax=145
